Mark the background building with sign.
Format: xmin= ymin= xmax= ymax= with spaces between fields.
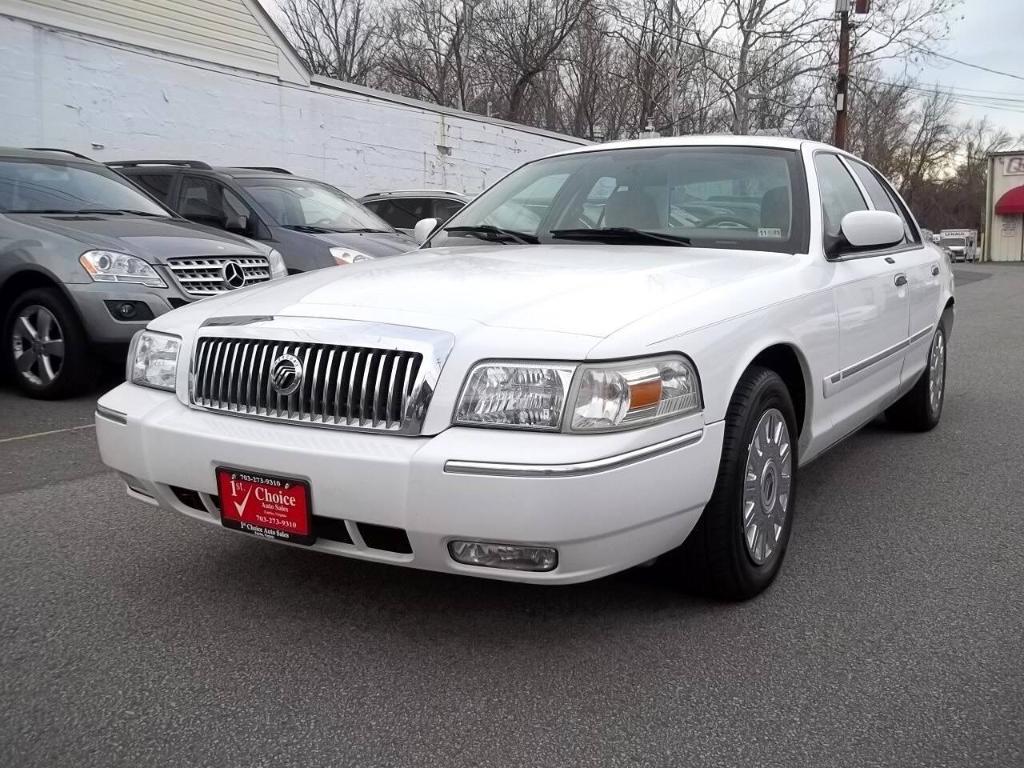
xmin=984 ymin=151 xmax=1024 ymax=262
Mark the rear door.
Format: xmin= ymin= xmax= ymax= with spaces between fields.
xmin=814 ymin=152 xmax=909 ymax=434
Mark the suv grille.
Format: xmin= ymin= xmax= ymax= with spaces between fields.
xmin=167 ymin=256 xmax=271 ymax=296
xmin=190 ymin=337 xmax=424 ymax=432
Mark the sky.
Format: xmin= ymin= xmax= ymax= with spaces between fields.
xmin=877 ymin=0 xmax=1023 ymax=136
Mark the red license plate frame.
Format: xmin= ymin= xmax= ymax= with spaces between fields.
xmin=216 ymin=467 xmax=314 ymax=546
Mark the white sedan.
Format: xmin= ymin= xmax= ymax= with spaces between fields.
xmin=95 ymin=136 xmax=953 ymax=600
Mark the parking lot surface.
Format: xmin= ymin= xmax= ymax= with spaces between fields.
xmin=1 ymin=265 xmax=1021 ymax=768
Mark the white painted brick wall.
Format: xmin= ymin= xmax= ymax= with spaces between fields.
xmin=0 ymin=14 xmax=584 ymax=196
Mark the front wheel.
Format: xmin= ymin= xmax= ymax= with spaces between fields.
xmin=674 ymin=366 xmax=799 ymax=600
xmin=4 ymin=287 xmax=95 ymax=399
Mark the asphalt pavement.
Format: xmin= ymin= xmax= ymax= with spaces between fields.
xmin=1 ymin=265 xmax=1021 ymax=768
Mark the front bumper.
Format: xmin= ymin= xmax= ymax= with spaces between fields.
xmin=67 ymin=282 xmax=184 ymax=344
xmin=95 ymin=384 xmax=723 ymax=584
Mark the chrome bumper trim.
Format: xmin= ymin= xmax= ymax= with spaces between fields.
xmin=95 ymin=405 xmax=128 ymax=425
xmin=443 ymin=429 xmax=704 ymax=478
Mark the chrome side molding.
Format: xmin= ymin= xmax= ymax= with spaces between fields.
xmin=823 ymin=324 xmax=933 ymax=398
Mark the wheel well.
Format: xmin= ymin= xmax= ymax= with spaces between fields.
xmin=750 ymin=344 xmax=807 ymax=436
xmin=0 ymin=270 xmax=67 ymax=320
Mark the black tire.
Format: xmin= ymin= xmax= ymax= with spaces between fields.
xmin=885 ymin=317 xmax=948 ymax=432
xmin=4 ymin=287 xmax=96 ymax=399
xmin=674 ymin=366 xmax=799 ymax=601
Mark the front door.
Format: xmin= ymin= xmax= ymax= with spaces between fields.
xmin=815 ymin=152 xmax=910 ymax=436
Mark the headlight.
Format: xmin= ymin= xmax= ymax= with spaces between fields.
xmin=454 ymin=362 xmax=576 ymax=431
xmin=570 ymin=356 xmax=701 ymax=432
xmin=80 ymin=250 xmax=165 ymax=287
xmin=453 ymin=355 xmax=702 ymax=432
xmin=128 ymin=330 xmax=180 ymax=391
xmin=330 ymin=246 xmax=374 ymax=266
xmin=267 ymin=248 xmax=287 ymax=279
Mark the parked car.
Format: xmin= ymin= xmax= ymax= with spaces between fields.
xmin=109 ymin=161 xmax=416 ymax=272
xmin=359 ymin=189 xmax=470 ymax=235
xmin=0 ymin=148 xmax=285 ymax=399
xmin=96 ymin=136 xmax=953 ymax=600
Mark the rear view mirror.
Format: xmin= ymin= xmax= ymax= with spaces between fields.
xmin=837 ymin=210 xmax=904 ymax=252
xmin=414 ymin=217 xmax=439 ymax=245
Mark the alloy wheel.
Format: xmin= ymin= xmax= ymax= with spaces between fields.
xmin=742 ymin=407 xmax=792 ymax=565
xmin=928 ymin=330 xmax=946 ymax=417
xmin=11 ymin=305 xmax=65 ymax=387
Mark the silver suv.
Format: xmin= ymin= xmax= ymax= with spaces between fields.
xmin=0 ymin=148 xmax=285 ymax=399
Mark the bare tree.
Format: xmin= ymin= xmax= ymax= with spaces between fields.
xmin=475 ymin=0 xmax=592 ymax=122
xmin=281 ymin=0 xmax=383 ymax=84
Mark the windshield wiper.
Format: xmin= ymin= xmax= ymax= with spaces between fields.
xmin=9 ymin=208 xmax=161 ymax=216
xmin=282 ymin=224 xmax=337 ymax=233
xmin=550 ymin=227 xmax=691 ymax=247
xmin=444 ymin=224 xmax=539 ymax=244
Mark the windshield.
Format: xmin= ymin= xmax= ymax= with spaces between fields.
xmin=0 ymin=159 xmax=169 ymax=216
xmin=435 ymin=145 xmax=808 ymax=252
xmin=240 ymin=178 xmax=394 ymax=233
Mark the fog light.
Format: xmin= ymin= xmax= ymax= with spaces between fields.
xmin=448 ymin=540 xmax=557 ymax=572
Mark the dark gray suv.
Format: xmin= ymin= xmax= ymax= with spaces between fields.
xmin=0 ymin=148 xmax=286 ymax=399
xmin=109 ymin=162 xmax=416 ymax=272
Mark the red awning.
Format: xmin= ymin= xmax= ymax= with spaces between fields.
xmin=995 ymin=185 xmax=1024 ymax=215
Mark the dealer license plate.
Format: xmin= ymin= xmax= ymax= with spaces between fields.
xmin=216 ymin=467 xmax=314 ymax=546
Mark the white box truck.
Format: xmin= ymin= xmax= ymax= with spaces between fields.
xmin=939 ymin=229 xmax=978 ymax=262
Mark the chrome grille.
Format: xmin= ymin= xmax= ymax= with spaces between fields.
xmin=167 ymin=256 xmax=271 ymax=296
xmin=190 ymin=337 xmax=423 ymax=432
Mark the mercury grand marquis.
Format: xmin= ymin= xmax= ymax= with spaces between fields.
xmin=95 ymin=136 xmax=954 ymax=600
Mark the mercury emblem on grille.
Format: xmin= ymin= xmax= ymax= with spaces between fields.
xmin=270 ymin=354 xmax=303 ymax=397
xmin=221 ymin=261 xmax=247 ymax=290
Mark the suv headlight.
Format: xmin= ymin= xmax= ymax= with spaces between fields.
xmin=267 ymin=248 xmax=287 ymax=279
xmin=80 ymin=250 xmax=166 ymax=287
xmin=128 ymin=330 xmax=180 ymax=391
xmin=453 ymin=355 xmax=701 ymax=432
xmin=330 ymin=246 xmax=374 ymax=265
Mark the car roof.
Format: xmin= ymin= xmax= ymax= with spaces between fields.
xmin=360 ymin=189 xmax=468 ymax=200
xmin=106 ymin=161 xmax=321 ymax=183
xmin=0 ymin=147 xmax=98 ymax=163
xmin=546 ymin=134 xmax=816 ymax=159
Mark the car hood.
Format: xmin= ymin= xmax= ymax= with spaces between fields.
xmin=307 ymin=230 xmax=416 ymax=256
xmin=153 ymin=244 xmax=797 ymax=339
xmin=5 ymin=213 xmax=264 ymax=262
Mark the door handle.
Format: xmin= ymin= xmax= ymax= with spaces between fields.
xmin=931 ymin=264 xmax=940 ymax=276
xmin=894 ymin=273 xmax=908 ymax=287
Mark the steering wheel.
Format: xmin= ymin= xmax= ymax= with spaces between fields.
xmin=696 ymin=215 xmax=754 ymax=230
xmin=310 ymin=217 xmax=336 ymax=228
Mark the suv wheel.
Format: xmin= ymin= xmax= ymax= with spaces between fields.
xmin=5 ymin=287 xmax=95 ymax=399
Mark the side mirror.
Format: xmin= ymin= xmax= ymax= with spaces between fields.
xmin=414 ymin=217 xmax=439 ymax=245
xmin=225 ymin=212 xmax=249 ymax=235
xmin=837 ymin=210 xmax=904 ymax=251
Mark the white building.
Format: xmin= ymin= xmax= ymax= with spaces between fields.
xmin=0 ymin=0 xmax=586 ymax=196
xmin=984 ymin=150 xmax=1024 ymax=262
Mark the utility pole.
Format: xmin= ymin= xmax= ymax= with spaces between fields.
xmin=833 ymin=1 xmax=851 ymax=149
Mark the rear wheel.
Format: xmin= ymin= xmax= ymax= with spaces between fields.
xmin=4 ymin=287 xmax=95 ymax=399
xmin=674 ymin=366 xmax=798 ymax=600
xmin=885 ymin=320 xmax=947 ymax=431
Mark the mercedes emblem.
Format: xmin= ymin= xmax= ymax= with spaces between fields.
xmin=269 ymin=353 xmax=303 ymax=397
xmin=221 ymin=261 xmax=247 ymax=290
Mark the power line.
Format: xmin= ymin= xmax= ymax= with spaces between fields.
xmin=906 ymin=42 xmax=1024 ymax=84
